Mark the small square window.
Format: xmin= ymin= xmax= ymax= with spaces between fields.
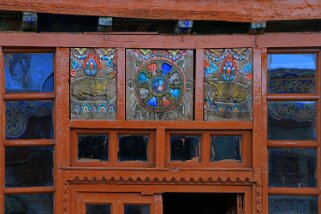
xmin=268 ymin=148 xmax=316 ymax=187
xmin=268 ymin=101 xmax=316 ymax=140
xmin=210 ymin=136 xmax=241 ymax=161
xmin=5 ymin=193 xmax=53 ymax=214
xmin=5 ymin=146 xmax=54 ymax=187
xmin=86 ymin=204 xmax=111 ymax=214
xmin=4 ymin=52 xmax=54 ymax=93
xmin=78 ymin=135 xmax=108 ymax=161
xmin=268 ymin=195 xmax=318 ymax=214
xmin=170 ymin=135 xmax=200 ymax=161
xmin=124 ymin=205 xmax=150 ymax=214
xmin=118 ymin=135 xmax=149 ymax=161
xmin=268 ymin=53 xmax=317 ymax=94
xmin=6 ymin=100 xmax=54 ymax=140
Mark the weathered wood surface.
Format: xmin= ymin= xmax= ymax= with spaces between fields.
xmin=126 ymin=49 xmax=194 ymax=120
xmin=0 ymin=0 xmax=321 ymax=22
xmin=204 ymin=48 xmax=253 ymax=121
xmin=70 ymin=48 xmax=117 ymax=120
xmin=0 ymin=33 xmax=256 ymax=48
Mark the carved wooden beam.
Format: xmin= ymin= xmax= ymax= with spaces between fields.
xmin=0 ymin=0 xmax=320 ymax=22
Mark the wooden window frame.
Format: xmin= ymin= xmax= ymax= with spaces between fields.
xmin=0 ymin=34 xmax=258 ymax=214
xmin=262 ymin=47 xmax=321 ymax=213
xmin=165 ymin=130 xmax=204 ymax=167
xmin=1 ymin=49 xmax=56 ymax=204
xmin=165 ymin=130 xmax=251 ymax=169
xmin=71 ymin=129 xmax=156 ymax=168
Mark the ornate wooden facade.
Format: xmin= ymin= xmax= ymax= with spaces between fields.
xmin=0 ymin=2 xmax=321 ymax=214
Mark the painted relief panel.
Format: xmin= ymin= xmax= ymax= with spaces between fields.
xmin=70 ymin=48 xmax=117 ymax=120
xmin=126 ymin=49 xmax=194 ymax=120
xmin=204 ymin=48 xmax=253 ymax=120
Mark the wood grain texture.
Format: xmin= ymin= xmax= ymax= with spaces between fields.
xmin=252 ymin=47 xmax=263 ymax=213
xmin=70 ymin=120 xmax=253 ymax=130
xmin=55 ymin=48 xmax=70 ymax=214
xmin=0 ymin=33 xmax=256 ymax=48
xmin=0 ymin=0 xmax=321 ymax=22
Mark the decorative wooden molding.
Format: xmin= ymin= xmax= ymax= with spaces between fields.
xmin=67 ymin=175 xmax=255 ymax=185
xmin=0 ymin=1 xmax=321 ymax=22
xmin=255 ymin=183 xmax=262 ymax=213
xmin=63 ymin=181 xmax=69 ymax=214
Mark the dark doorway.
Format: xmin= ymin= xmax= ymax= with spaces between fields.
xmin=163 ymin=193 xmax=241 ymax=214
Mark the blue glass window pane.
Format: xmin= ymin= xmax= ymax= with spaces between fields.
xmin=5 ymin=193 xmax=53 ymax=214
xmin=269 ymin=195 xmax=318 ymax=214
xmin=86 ymin=205 xmax=111 ymax=214
xmin=268 ymin=148 xmax=316 ymax=187
xmin=125 ymin=205 xmax=150 ymax=214
xmin=210 ymin=136 xmax=241 ymax=161
xmin=268 ymin=101 xmax=316 ymax=140
xmin=268 ymin=53 xmax=316 ymax=94
xmin=170 ymin=135 xmax=200 ymax=161
xmin=5 ymin=146 xmax=54 ymax=187
xmin=118 ymin=135 xmax=148 ymax=161
xmin=78 ymin=135 xmax=109 ymax=161
xmin=6 ymin=101 xmax=54 ymax=140
xmin=5 ymin=53 xmax=54 ymax=93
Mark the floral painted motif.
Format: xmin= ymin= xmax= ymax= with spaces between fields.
xmin=126 ymin=49 xmax=194 ymax=120
xmin=268 ymin=70 xmax=315 ymax=94
xmin=268 ymin=101 xmax=315 ymax=122
xmin=204 ymin=48 xmax=253 ymax=120
xmin=70 ymin=48 xmax=117 ymax=120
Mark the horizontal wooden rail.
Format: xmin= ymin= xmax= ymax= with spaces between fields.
xmin=0 ymin=1 xmax=321 ymax=22
xmin=0 ymin=32 xmax=321 ymax=49
xmin=4 ymin=186 xmax=55 ymax=194
xmin=266 ymin=94 xmax=319 ymax=101
xmin=267 ymin=141 xmax=318 ymax=148
xmin=269 ymin=188 xmax=319 ymax=195
xmin=70 ymin=120 xmax=253 ymax=130
xmin=4 ymin=93 xmax=55 ymax=100
xmin=0 ymin=33 xmax=255 ymax=48
xmin=4 ymin=139 xmax=55 ymax=146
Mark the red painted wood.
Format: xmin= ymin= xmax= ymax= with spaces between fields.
xmin=195 ymin=49 xmax=204 ymax=121
xmin=0 ymin=32 xmax=320 ymax=214
xmin=0 ymin=0 xmax=321 ymax=22
xmin=0 ymin=33 xmax=256 ymax=48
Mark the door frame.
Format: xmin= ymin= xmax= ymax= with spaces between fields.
xmin=70 ymin=184 xmax=252 ymax=214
